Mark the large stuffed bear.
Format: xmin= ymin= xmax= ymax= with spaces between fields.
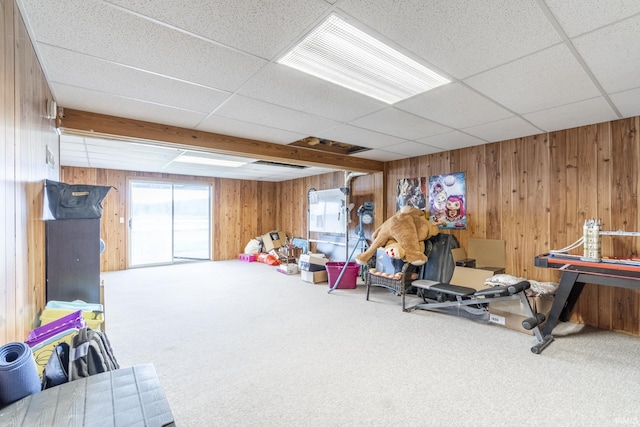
xmin=355 ymin=206 xmax=441 ymax=266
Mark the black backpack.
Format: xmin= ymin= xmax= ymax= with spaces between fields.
xmin=42 ymin=327 xmax=120 ymax=389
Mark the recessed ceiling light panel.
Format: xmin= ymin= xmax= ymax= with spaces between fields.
xmin=175 ymin=155 xmax=246 ymax=168
xmin=278 ymin=14 xmax=450 ymax=104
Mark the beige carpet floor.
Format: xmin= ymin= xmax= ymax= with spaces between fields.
xmin=102 ymin=260 xmax=640 ymax=427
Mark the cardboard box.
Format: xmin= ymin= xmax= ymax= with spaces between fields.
xmin=298 ymin=253 xmax=327 ymax=272
xmin=449 ymin=266 xmax=494 ymax=291
xmin=488 ymin=295 xmax=554 ymax=335
xmin=261 ymin=230 xmax=284 ymax=252
xmin=277 ymin=263 xmax=299 ymax=275
xmin=375 ymin=248 xmax=404 ymax=274
xmin=301 ymin=270 xmax=328 ymax=284
xmin=467 ymin=238 xmax=506 ymax=273
xmin=451 ymin=247 xmax=477 ymax=268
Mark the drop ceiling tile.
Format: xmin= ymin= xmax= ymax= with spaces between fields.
xmin=181 ymin=151 xmax=258 ymax=164
xmin=21 ymin=0 xmax=267 ymax=91
xmin=88 ymin=152 xmax=168 ymax=165
xmin=197 ymin=115 xmax=306 ymax=145
xmin=163 ymin=163 xmax=239 ymax=176
xmin=524 ymin=97 xmax=619 ymax=132
xmin=315 ymin=124 xmax=406 ymax=149
xmin=88 ymin=159 xmax=159 ymax=170
xmin=84 ymin=143 xmax=179 ymax=161
xmin=383 ymin=141 xmax=444 ymax=157
xmin=337 ymin=0 xmax=560 ymax=78
xmin=350 ymin=108 xmax=451 ymax=140
xmin=349 ymin=149 xmax=407 ymax=162
xmin=105 ymin=0 xmax=331 ymax=59
xmin=545 ymin=0 xmax=640 ymax=37
xmin=237 ymin=63 xmax=386 ymax=122
xmin=572 ymin=15 xmax=640 ymax=94
xmin=214 ymin=95 xmax=340 ymax=135
xmin=60 ymin=142 xmax=86 ymax=153
xmin=610 ymin=87 xmax=640 ymax=118
xmin=416 ymin=131 xmax=486 ymax=151
xmin=464 ymin=44 xmax=601 ymax=114
xmin=39 ymin=45 xmax=230 ymax=114
xmin=82 ymin=139 xmax=185 ymax=158
xmin=52 ymin=84 xmax=208 ymax=129
xmin=61 ymin=159 xmax=91 ymax=168
xmin=463 ymin=116 xmax=543 ymax=142
xmin=60 ymin=154 xmax=89 ymax=164
xmin=395 ymin=83 xmax=513 ymax=129
xmin=59 ymin=134 xmax=85 ymax=144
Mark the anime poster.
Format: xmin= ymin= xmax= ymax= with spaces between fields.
xmin=428 ymin=172 xmax=467 ymax=229
xmin=396 ymin=177 xmax=427 ymax=211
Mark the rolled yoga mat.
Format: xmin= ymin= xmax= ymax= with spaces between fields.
xmin=0 ymin=342 xmax=41 ymax=406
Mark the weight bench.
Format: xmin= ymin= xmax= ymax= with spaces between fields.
xmin=403 ymin=278 xmax=554 ymax=354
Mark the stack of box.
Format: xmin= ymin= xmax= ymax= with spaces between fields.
xmin=451 ymin=248 xmax=476 ymax=268
xmin=467 ymin=238 xmax=506 ymax=274
xmin=449 ymin=266 xmax=495 ymax=290
xmin=261 ymin=231 xmax=284 ymax=252
xmin=299 ymin=253 xmax=328 ymax=283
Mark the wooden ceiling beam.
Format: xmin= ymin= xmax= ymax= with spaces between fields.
xmin=57 ymin=109 xmax=385 ymax=174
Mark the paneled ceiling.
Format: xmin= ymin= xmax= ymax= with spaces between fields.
xmin=16 ymin=0 xmax=640 ymax=181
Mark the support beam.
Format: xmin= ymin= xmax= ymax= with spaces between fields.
xmin=57 ymin=109 xmax=385 ymax=173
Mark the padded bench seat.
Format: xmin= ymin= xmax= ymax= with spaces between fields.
xmin=411 ymin=279 xmax=477 ymax=296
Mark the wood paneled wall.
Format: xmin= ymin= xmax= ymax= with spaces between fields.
xmin=61 ymin=167 xmax=384 ymax=271
xmin=61 ymin=168 xmax=281 ymax=270
xmin=63 ymin=117 xmax=640 ymax=336
xmin=386 ymin=119 xmax=640 ymax=335
xmin=8 ymin=0 xmax=633 ymax=337
xmin=1 ymin=0 xmax=59 ymax=344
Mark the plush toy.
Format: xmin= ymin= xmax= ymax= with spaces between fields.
xmin=382 ymin=238 xmax=425 ymax=260
xmin=355 ymin=206 xmax=441 ymax=266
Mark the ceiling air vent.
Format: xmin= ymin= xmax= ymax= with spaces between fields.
xmin=289 ymin=137 xmax=371 ymax=155
xmin=254 ymin=160 xmax=308 ymax=169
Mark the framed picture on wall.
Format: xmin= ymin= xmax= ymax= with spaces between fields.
xmin=396 ymin=177 xmax=427 ymax=211
xmin=428 ymin=172 xmax=466 ymax=230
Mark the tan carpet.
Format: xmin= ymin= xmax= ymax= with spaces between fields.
xmin=102 ymin=261 xmax=640 ymax=427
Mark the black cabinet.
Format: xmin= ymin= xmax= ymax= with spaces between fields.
xmin=45 ymin=218 xmax=100 ymax=303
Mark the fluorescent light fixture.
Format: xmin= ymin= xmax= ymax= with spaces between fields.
xmin=278 ymin=14 xmax=450 ymax=104
xmin=175 ymin=155 xmax=246 ymax=168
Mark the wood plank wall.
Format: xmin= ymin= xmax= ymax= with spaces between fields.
xmin=1 ymin=0 xmax=59 ymax=344
xmin=7 ymin=0 xmax=635 ymax=338
xmin=61 ymin=168 xmax=385 ymax=271
xmin=386 ymin=119 xmax=640 ymax=335
xmin=62 ymin=118 xmax=640 ymax=336
xmin=60 ymin=168 xmax=281 ymax=268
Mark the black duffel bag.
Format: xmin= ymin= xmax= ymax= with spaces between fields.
xmin=45 ymin=179 xmax=114 ymax=219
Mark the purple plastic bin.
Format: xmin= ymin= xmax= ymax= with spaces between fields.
xmin=25 ymin=310 xmax=86 ymax=348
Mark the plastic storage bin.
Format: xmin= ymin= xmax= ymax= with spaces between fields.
xmin=238 ymin=253 xmax=256 ymax=262
xmin=326 ymin=262 xmax=359 ymax=289
xmin=26 ymin=310 xmax=86 ymax=380
xmin=41 ymin=300 xmax=104 ymax=330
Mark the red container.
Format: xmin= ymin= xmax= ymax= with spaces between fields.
xmin=326 ymin=262 xmax=359 ymax=289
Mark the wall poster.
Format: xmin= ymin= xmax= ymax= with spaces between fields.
xmin=396 ymin=177 xmax=427 ymax=211
xmin=428 ymin=172 xmax=467 ymax=230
